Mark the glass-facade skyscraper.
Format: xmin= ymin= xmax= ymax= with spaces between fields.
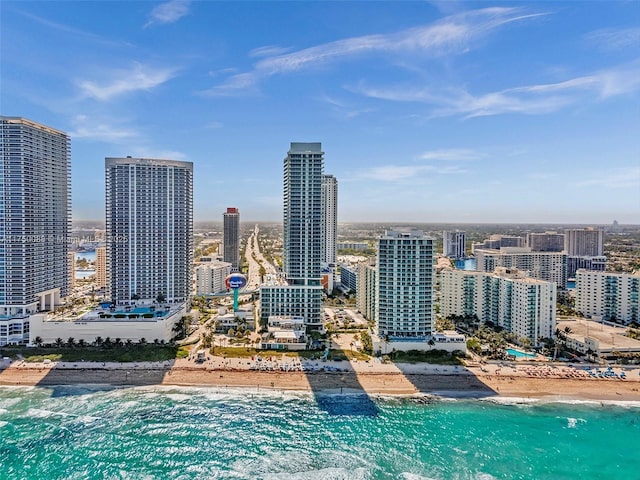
xmin=105 ymin=157 xmax=193 ymax=305
xmin=322 ymin=174 xmax=338 ymax=266
xmin=223 ymin=207 xmax=240 ymax=271
xmin=260 ymin=143 xmax=323 ymax=327
xmin=0 ymin=117 xmax=71 ymax=322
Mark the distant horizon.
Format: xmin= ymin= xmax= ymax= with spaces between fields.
xmin=71 ymin=219 xmax=639 ymax=227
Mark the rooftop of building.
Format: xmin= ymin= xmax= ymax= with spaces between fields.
xmin=43 ymin=301 xmax=186 ymax=323
xmin=558 ymin=318 xmax=640 ymax=352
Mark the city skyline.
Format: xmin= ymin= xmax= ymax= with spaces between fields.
xmin=2 ymin=1 xmax=639 ymax=223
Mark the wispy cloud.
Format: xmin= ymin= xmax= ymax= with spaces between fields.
xmin=418 ymin=148 xmax=484 ymax=161
xmin=16 ymin=10 xmax=131 ymax=47
xmin=145 ymin=0 xmax=191 ymax=28
xmin=69 ymin=115 xmax=139 ymax=142
xmin=355 ymin=61 xmax=640 ymax=118
xmin=358 ymin=164 xmax=468 ymax=181
xmin=249 ymin=45 xmax=293 ymax=58
xmin=78 ymin=63 xmax=176 ymax=101
xmin=585 ymin=27 xmax=640 ymax=51
xmin=576 ymin=167 xmax=640 ymax=189
xmin=203 ymin=7 xmax=546 ymax=96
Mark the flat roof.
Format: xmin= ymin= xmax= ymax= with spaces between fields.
xmin=558 ymin=319 xmax=640 ymax=351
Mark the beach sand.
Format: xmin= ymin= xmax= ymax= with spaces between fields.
xmin=1 ymin=357 xmax=639 ymax=401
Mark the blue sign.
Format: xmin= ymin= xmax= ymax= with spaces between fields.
xmin=225 ymin=273 xmax=247 ymax=290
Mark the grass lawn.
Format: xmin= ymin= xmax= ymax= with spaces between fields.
xmin=2 ymin=345 xmax=190 ymax=363
xmin=210 ymin=346 xmax=370 ymax=361
xmin=389 ymin=350 xmax=464 ymax=365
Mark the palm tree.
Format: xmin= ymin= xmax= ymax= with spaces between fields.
xmin=94 ymin=336 xmax=103 ymax=347
xmin=77 ymin=339 xmax=86 ymax=348
xmin=34 ymin=336 xmax=43 ymax=347
xmin=55 ymin=337 xmax=64 ymax=348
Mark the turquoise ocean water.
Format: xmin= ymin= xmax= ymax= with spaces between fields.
xmin=1 ymin=386 xmax=638 ymax=479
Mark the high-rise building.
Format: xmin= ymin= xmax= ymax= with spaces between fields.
xmin=443 ymin=230 xmax=466 ymax=259
xmin=260 ymin=142 xmax=324 ymax=328
xmin=526 ymin=231 xmax=564 ymax=252
xmin=95 ymin=246 xmax=107 ymax=290
xmin=376 ymin=229 xmax=434 ymax=339
xmin=223 ymin=207 xmax=240 ymax=271
xmin=564 ymin=227 xmax=604 ymax=256
xmin=564 ymin=227 xmax=606 ymax=278
xmin=576 ymin=270 xmax=639 ymax=324
xmin=357 ymin=260 xmax=377 ymax=322
xmin=105 ymin=157 xmax=193 ymax=305
xmin=474 ymin=247 xmax=567 ymax=288
xmin=441 ymin=267 xmax=556 ymax=343
xmin=0 ymin=117 xmax=71 ymax=323
xmin=68 ymin=252 xmax=76 ymax=289
xmin=322 ymin=174 xmax=338 ymax=265
xmin=195 ymin=261 xmax=232 ymax=295
xmin=283 ymin=143 xmax=323 ymax=283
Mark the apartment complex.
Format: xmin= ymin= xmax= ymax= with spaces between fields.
xmin=95 ymin=246 xmax=107 ymax=290
xmin=443 ymin=230 xmax=466 ymax=259
xmin=321 ymin=174 xmax=338 ymax=266
xmin=260 ymin=143 xmax=324 ymax=329
xmin=474 ymin=247 xmax=567 ymax=288
xmin=564 ymin=227 xmax=606 ymax=279
xmin=472 ymin=234 xmax=524 ymax=253
xmin=441 ymin=267 xmax=557 ymax=343
xmin=195 ymin=261 xmax=232 ymax=295
xmin=576 ymin=269 xmax=639 ymax=324
xmin=375 ymin=229 xmax=434 ymax=339
xmin=526 ymin=231 xmax=564 ymax=252
xmin=0 ymin=117 xmax=71 ymax=344
xmin=105 ymin=157 xmax=193 ymax=305
xmin=223 ymin=207 xmax=240 ymax=271
xmin=565 ymin=227 xmax=604 ymax=256
xmin=356 ymin=260 xmax=377 ymax=323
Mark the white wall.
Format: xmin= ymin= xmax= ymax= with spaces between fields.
xmin=29 ymin=304 xmax=186 ymax=344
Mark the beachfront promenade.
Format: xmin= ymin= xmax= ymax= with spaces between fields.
xmin=2 ymin=356 xmax=639 ymax=401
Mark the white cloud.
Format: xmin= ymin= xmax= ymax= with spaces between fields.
xmin=576 ymin=167 xmax=640 ymax=189
xmin=355 ymin=62 xmax=640 ymax=118
xmin=145 ymin=0 xmax=191 ymax=27
xmin=78 ymin=63 xmax=176 ymax=101
xmin=418 ymin=148 xmax=484 ymax=161
xmin=204 ymin=7 xmax=546 ymax=96
xmin=358 ymin=164 xmax=467 ymax=181
xmin=585 ymin=27 xmax=640 ymax=51
xmin=69 ymin=114 xmax=138 ymax=142
xmin=249 ymin=45 xmax=293 ymax=58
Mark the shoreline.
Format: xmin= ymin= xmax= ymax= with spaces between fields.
xmin=1 ymin=359 xmax=639 ymax=402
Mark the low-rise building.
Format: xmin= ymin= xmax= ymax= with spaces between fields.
xmin=259 ymin=316 xmax=307 ymax=350
xmin=28 ymin=302 xmax=188 ymax=345
xmin=557 ymin=318 xmax=640 ymax=358
xmin=372 ymin=331 xmax=467 ymax=354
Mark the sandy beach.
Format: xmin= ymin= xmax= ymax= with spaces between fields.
xmin=1 ymin=356 xmax=639 ymax=402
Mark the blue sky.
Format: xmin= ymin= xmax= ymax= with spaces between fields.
xmin=2 ymin=1 xmax=639 ymax=224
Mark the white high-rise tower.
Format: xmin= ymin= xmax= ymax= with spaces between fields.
xmin=322 ymin=174 xmax=338 ymax=266
xmin=376 ymin=229 xmax=434 ymax=339
xmin=260 ymin=143 xmax=323 ymax=328
xmin=0 ymin=117 xmax=71 ymax=324
xmin=105 ymin=157 xmax=193 ymax=305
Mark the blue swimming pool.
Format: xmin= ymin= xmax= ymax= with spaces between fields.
xmin=506 ymin=348 xmax=536 ymax=359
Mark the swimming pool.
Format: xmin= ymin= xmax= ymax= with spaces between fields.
xmin=506 ymin=348 xmax=536 ymax=359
